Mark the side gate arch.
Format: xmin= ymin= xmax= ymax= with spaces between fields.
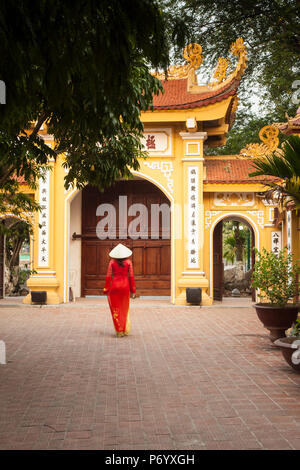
xmin=209 ymin=212 xmax=260 ymax=301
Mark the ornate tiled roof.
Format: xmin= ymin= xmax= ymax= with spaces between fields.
xmin=151 ymin=38 xmax=247 ymax=114
xmin=152 ymin=78 xmax=240 ymax=110
xmin=204 ymin=159 xmax=280 ymax=184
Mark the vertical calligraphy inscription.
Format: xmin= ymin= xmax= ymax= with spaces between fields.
xmin=38 ymin=169 xmax=49 ymax=267
xmin=271 ymin=231 xmax=281 ymax=256
xmin=188 ymin=167 xmax=199 ymax=268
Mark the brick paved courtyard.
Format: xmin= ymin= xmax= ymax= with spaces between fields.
xmin=0 ymin=298 xmax=300 ymax=450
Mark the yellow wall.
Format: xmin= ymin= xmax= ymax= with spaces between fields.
xmin=21 ymin=108 xmax=289 ymax=305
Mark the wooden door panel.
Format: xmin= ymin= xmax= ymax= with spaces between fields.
xmin=81 ymin=181 xmax=171 ymax=296
xmin=145 ymin=247 xmax=158 ymax=274
xmin=85 ymin=279 xmax=102 ymax=290
xmin=84 ymin=244 xmax=98 ymax=274
xmin=161 ymin=245 xmax=171 ymax=274
xmin=132 ymin=247 xmax=143 ymax=275
xmin=98 ymin=245 xmax=112 ymax=275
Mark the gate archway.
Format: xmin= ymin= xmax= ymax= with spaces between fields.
xmin=0 ymin=215 xmax=32 ymax=299
xmin=81 ymin=179 xmax=171 ymax=297
xmin=210 ymin=214 xmax=259 ymax=302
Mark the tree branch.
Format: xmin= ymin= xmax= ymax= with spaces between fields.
xmin=0 ymin=164 xmax=16 ymax=187
xmin=29 ymin=112 xmax=48 ymax=140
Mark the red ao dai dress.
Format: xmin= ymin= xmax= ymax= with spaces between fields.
xmin=103 ymin=258 xmax=136 ymax=337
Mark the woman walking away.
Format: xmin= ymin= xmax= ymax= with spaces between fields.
xmin=103 ymin=243 xmax=136 ymax=337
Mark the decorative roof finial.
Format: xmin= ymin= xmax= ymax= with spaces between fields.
xmin=239 ymin=125 xmax=280 ymax=158
xmin=183 ymin=43 xmax=203 ymax=70
xmin=152 ymin=37 xmax=247 ymax=88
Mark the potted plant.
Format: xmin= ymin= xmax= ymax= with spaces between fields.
xmin=251 ymin=247 xmax=300 ymax=342
xmin=274 ymin=319 xmax=300 ymax=372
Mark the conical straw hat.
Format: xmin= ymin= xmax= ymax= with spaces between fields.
xmin=109 ymin=243 xmax=132 ymax=259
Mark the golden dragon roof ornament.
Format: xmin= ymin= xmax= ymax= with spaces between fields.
xmin=153 ymin=37 xmax=247 ymax=87
xmin=153 ymin=43 xmax=203 ymax=81
xmin=183 ymin=43 xmax=203 ymax=69
xmin=239 ymin=125 xmax=280 ymax=158
xmin=212 ymin=57 xmax=229 ymax=85
xmin=211 ymin=37 xmax=247 ymax=86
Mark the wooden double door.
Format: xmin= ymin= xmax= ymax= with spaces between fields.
xmin=81 ymin=181 xmax=171 ymax=297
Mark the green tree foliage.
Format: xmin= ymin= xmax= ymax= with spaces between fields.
xmin=2 ymin=218 xmax=33 ymax=295
xmin=4 ymin=220 xmax=31 ymax=270
xmin=163 ymin=0 xmax=300 ymax=155
xmin=205 ymin=112 xmax=275 ymax=156
xmin=0 ymin=0 xmax=185 ymax=213
xmin=223 ymin=221 xmax=251 ymax=264
xmin=164 ymin=0 xmax=299 ymax=115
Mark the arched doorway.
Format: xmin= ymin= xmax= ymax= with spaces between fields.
xmin=0 ymin=216 xmax=32 ymax=299
xmin=212 ymin=215 xmax=256 ymax=301
xmin=80 ymin=179 xmax=171 ymax=297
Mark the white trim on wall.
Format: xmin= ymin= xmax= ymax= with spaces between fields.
xmin=64 ymin=188 xmax=79 ymax=302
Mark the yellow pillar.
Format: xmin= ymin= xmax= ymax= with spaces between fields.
xmin=23 ymin=137 xmax=62 ymax=304
xmin=176 ymin=129 xmax=212 ymax=305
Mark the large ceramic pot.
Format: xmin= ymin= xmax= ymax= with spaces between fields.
xmin=274 ymin=337 xmax=300 ymax=372
xmin=254 ymin=303 xmax=299 ymax=342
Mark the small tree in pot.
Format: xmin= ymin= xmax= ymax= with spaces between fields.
xmin=251 ymin=247 xmax=300 ymax=342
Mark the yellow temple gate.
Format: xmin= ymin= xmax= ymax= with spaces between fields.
xmin=4 ymin=38 xmax=298 ymax=306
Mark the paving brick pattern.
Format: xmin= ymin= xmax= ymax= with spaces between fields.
xmin=0 ymin=300 xmax=300 ymax=450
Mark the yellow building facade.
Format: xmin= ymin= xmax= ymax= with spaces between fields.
xmin=273 ymin=107 xmax=300 ymax=277
xmin=19 ymin=39 xmax=292 ymax=306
